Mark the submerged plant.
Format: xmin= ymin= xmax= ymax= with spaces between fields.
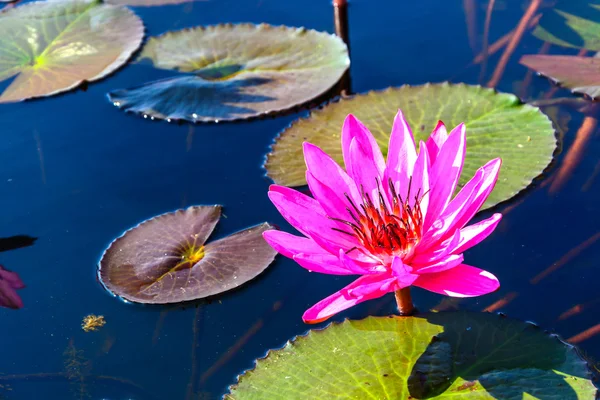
xmin=0 ymin=265 xmax=24 ymax=309
xmin=264 ymin=111 xmax=502 ymax=323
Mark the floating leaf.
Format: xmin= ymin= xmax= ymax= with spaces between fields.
xmin=0 ymin=0 xmax=144 ymax=103
xmin=265 ymin=83 xmax=556 ymax=210
xmin=226 ymin=312 xmax=598 ymax=399
xmin=98 ymin=206 xmax=277 ymax=304
xmin=533 ymin=0 xmax=600 ymax=51
xmin=521 ymin=55 xmax=600 ymax=99
xmin=108 ymin=24 xmax=350 ymax=122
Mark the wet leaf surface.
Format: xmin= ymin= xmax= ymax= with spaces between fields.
xmin=108 ymin=24 xmax=349 ymax=122
xmin=0 ymin=0 xmax=144 ymax=102
xmin=226 ymin=312 xmax=598 ymax=399
xmin=98 ymin=206 xmax=277 ymax=304
xmin=265 ymin=83 xmax=557 ymax=210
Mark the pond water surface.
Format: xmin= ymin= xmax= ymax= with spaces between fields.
xmin=1 ymin=0 xmax=600 ymax=399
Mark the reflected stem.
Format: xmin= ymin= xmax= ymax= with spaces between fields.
xmin=463 ymin=0 xmax=479 ymax=54
xmin=519 ymin=41 xmax=551 ymax=99
xmin=487 ymin=0 xmax=542 ymax=88
xmin=333 ymin=0 xmax=351 ymax=95
xmin=394 ymin=287 xmax=415 ymax=316
xmin=478 ymin=0 xmax=496 ymax=83
xmin=549 ymin=112 xmax=599 ymax=194
xmin=472 ymin=13 xmax=541 ymax=65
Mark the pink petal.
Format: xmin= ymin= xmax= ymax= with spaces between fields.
xmin=347 ymin=138 xmax=385 ymax=208
xmin=414 ymin=263 xmax=499 ymax=297
xmin=425 ymin=121 xmax=448 ymax=164
xmin=339 ymin=249 xmax=385 ymax=274
xmin=385 ymin=110 xmax=417 ymax=200
xmin=268 ymin=186 xmax=358 ymax=253
xmin=424 ymin=124 xmax=466 ymax=230
xmin=341 ymin=114 xmax=385 ymax=176
xmin=391 ymin=257 xmax=419 ymax=287
xmin=411 ymin=229 xmax=461 ymax=265
xmin=306 ymin=171 xmax=352 ymax=221
xmin=450 ymin=213 xmax=502 ymax=255
xmin=417 ymin=168 xmax=484 ymax=251
xmin=302 ymin=273 xmax=393 ymax=323
xmin=0 ymin=266 xmax=24 ymax=309
xmin=303 ymin=142 xmax=361 ymax=212
xmin=0 ymin=266 xmax=25 ymax=289
xmin=293 ymin=253 xmax=355 ymax=275
xmin=408 ymin=141 xmax=430 ymax=213
xmin=347 ymin=276 xmax=397 ymax=297
xmin=445 ymin=158 xmax=502 ymax=233
xmin=414 ymin=253 xmax=464 ymax=274
xmin=262 ymin=230 xmax=326 ymax=259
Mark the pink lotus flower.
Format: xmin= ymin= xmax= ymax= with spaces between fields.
xmin=0 ymin=265 xmax=25 ymax=309
xmin=264 ymin=111 xmax=502 ymax=323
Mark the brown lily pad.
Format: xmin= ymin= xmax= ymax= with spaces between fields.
xmin=98 ymin=206 xmax=277 ymax=304
xmin=520 ymin=54 xmax=600 ymax=99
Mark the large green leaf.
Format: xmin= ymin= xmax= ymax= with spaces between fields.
xmin=108 ymin=24 xmax=350 ymax=122
xmin=226 ymin=312 xmax=598 ymax=399
xmin=98 ymin=206 xmax=277 ymax=304
xmin=265 ymin=83 xmax=557 ymax=210
xmin=533 ymin=0 xmax=600 ymax=51
xmin=0 ymin=0 xmax=144 ymax=103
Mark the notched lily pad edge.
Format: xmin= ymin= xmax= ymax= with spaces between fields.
xmin=107 ymin=23 xmax=350 ymax=124
xmin=96 ymin=205 xmax=227 ymax=306
xmin=0 ymin=0 xmax=146 ymax=103
xmin=262 ymin=81 xmax=560 ymax=213
xmin=223 ymin=311 xmax=597 ymax=399
xmin=97 ymin=204 xmax=278 ymax=306
xmin=520 ymin=55 xmax=600 ymax=101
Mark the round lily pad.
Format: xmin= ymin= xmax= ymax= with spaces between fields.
xmin=533 ymin=1 xmax=600 ymax=51
xmin=108 ymin=24 xmax=350 ymax=122
xmin=226 ymin=312 xmax=598 ymax=399
xmin=98 ymin=206 xmax=277 ymax=304
xmin=0 ymin=0 xmax=144 ymax=103
xmin=265 ymin=83 xmax=557 ymax=210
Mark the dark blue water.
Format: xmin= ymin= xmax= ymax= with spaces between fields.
xmin=1 ymin=0 xmax=599 ymax=398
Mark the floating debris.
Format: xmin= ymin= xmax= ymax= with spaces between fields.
xmin=82 ymin=315 xmax=106 ymax=332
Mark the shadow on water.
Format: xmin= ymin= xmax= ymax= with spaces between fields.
xmin=108 ymin=74 xmax=275 ymax=121
xmin=405 ymin=312 xmax=589 ymax=399
xmin=0 ymin=235 xmax=36 ymax=253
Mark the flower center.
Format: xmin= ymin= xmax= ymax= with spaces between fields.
xmin=331 ymin=178 xmax=425 ymax=261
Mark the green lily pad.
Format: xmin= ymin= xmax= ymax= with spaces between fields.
xmin=226 ymin=312 xmax=598 ymax=399
xmin=108 ymin=24 xmax=350 ymax=122
xmin=533 ymin=0 xmax=600 ymax=51
xmin=265 ymin=83 xmax=557 ymax=210
xmin=520 ymin=54 xmax=600 ymax=99
xmin=97 ymin=206 xmax=277 ymax=304
xmin=0 ymin=0 xmax=144 ymax=103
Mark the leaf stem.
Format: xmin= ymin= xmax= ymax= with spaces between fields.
xmin=395 ymin=287 xmax=415 ymax=316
